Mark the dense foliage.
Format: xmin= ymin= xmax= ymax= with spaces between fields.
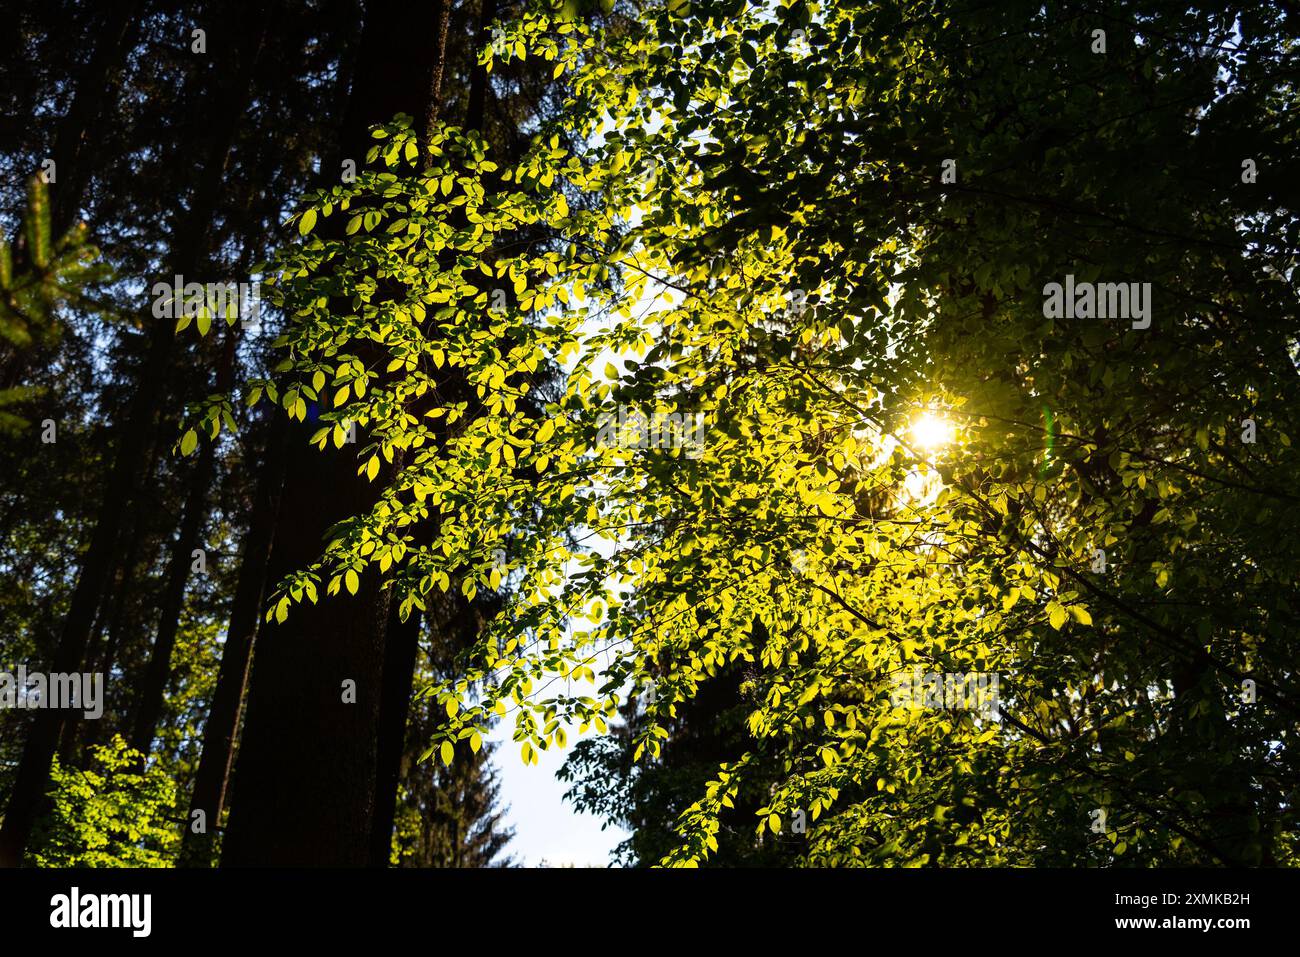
xmin=3 ymin=0 xmax=1296 ymax=869
xmin=254 ymin=0 xmax=1299 ymax=866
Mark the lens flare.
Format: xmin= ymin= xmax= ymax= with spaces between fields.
xmin=910 ymin=412 xmax=954 ymax=452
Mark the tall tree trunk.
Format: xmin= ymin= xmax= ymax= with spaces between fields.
xmin=70 ymin=538 xmax=144 ymax=760
xmin=368 ymin=605 xmax=424 ymax=866
xmin=368 ymin=0 xmax=520 ymax=864
xmin=221 ymin=0 xmax=450 ymax=867
xmin=128 ymin=305 xmax=246 ymax=764
xmin=178 ymin=415 xmax=288 ymax=867
xmin=47 ymin=2 xmax=143 ymax=239
xmin=126 ymin=441 xmax=215 ymax=761
xmin=369 ymin=0 xmax=491 ymax=865
xmin=56 ymin=546 xmax=126 ymax=764
xmin=465 ymin=0 xmax=497 ymax=135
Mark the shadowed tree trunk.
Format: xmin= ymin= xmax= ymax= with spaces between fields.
xmin=129 ymin=240 xmax=256 ymax=765
xmin=178 ymin=415 xmax=288 ymax=867
xmin=47 ymin=2 xmax=143 ymax=239
xmin=367 ymin=0 xmax=493 ymax=867
xmin=220 ymin=0 xmax=451 ymax=867
xmin=127 ymin=421 xmax=217 ymax=761
xmin=368 ymin=603 xmax=425 ymax=866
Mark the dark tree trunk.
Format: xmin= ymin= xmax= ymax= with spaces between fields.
xmin=127 ymin=441 xmax=215 ymax=761
xmin=128 ymin=301 xmax=249 ymax=764
xmin=368 ymin=605 xmax=424 ymax=866
xmin=220 ymin=0 xmax=450 ymax=867
xmin=465 ymin=0 xmax=497 ymax=135
xmin=178 ymin=416 xmax=288 ymax=867
xmin=69 ymin=531 xmax=146 ymax=761
xmin=369 ymin=0 xmax=494 ymax=866
xmin=47 ymin=2 xmax=143 ymax=239
xmin=55 ymin=558 xmax=117 ymax=763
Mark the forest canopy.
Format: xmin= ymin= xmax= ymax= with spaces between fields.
xmin=245 ymin=0 xmax=1300 ymax=866
xmin=1 ymin=0 xmax=1297 ymax=870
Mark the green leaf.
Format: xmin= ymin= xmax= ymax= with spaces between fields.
xmin=1048 ymin=603 xmax=1067 ymax=630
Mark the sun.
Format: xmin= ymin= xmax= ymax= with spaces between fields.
xmin=910 ymin=412 xmax=955 ymax=452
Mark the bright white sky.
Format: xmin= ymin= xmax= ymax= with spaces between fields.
xmin=481 ymin=265 xmax=674 ymax=869
xmin=489 ymin=719 xmax=629 ymax=867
